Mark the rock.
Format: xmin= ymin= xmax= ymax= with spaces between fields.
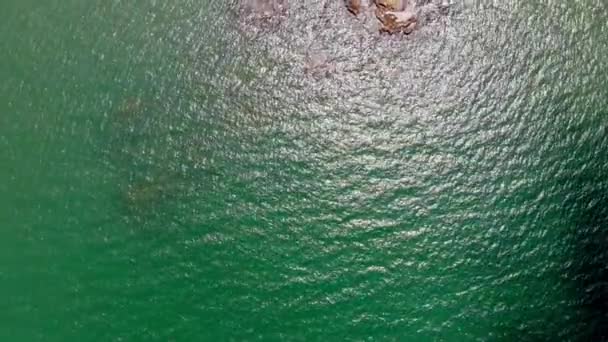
xmin=375 ymin=9 xmax=417 ymax=34
xmin=371 ymin=0 xmax=418 ymax=34
xmin=345 ymin=0 xmax=362 ymax=15
xmin=375 ymin=0 xmax=408 ymax=11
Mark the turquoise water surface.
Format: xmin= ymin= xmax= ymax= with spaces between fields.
xmin=2 ymin=0 xmax=608 ymax=340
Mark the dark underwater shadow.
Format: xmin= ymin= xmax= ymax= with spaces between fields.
xmin=495 ymin=116 xmax=608 ymax=341
xmin=565 ymin=183 xmax=608 ymax=342
xmin=490 ymin=177 xmax=608 ymax=342
xmin=552 ymin=115 xmax=608 ymax=342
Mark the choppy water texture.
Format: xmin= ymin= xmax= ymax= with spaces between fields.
xmin=1 ymin=0 xmax=608 ymax=340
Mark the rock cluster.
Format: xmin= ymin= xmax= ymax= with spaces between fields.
xmin=237 ymin=1 xmax=450 ymax=36
xmin=347 ymin=0 xmax=449 ymax=34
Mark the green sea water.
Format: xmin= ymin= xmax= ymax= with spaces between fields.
xmin=2 ymin=0 xmax=608 ymax=341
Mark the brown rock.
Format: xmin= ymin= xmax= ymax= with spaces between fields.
xmin=345 ymin=0 xmax=362 ymax=15
xmin=374 ymin=0 xmax=407 ymax=11
xmin=375 ymin=8 xmax=417 ymax=34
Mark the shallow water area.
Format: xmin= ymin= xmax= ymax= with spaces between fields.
xmin=1 ymin=0 xmax=608 ymax=340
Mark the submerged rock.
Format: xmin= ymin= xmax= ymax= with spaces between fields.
xmin=122 ymin=173 xmax=191 ymax=212
xmin=237 ymin=0 xmax=289 ymax=35
xmin=124 ymin=179 xmax=167 ymax=209
xmin=115 ymin=97 xmax=144 ymax=120
xmin=303 ymin=51 xmax=336 ymax=79
xmin=239 ymin=0 xmax=288 ymax=19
